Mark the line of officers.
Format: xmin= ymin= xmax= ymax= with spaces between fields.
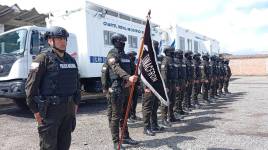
xmin=127 ymin=41 xmax=232 ymax=137
xmin=102 ymin=33 xmax=232 ymax=149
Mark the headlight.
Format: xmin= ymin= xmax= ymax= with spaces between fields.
xmin=0 ymin=65 xmax=4 ymax=73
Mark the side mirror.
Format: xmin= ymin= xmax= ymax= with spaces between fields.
xmin=30 ymin=30 xmax=41 ymax=55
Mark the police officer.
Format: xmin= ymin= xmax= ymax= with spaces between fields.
xmin=105 ymin=33 xmax=138 ymax=149
xmin=209 ymin=55 xmax=217 ymax=101
xmin=174 ymin=50 xmax=188 ymax=116
xmin=218 ymin=57 xmax=226 ymax=96
xmin=25 ymin=26 xmax=80 ymax=150
xmin=201 ymin=53 xmax=211 ymax=103
xmin=223 ymin=59 xmax=232 ymax=94
xmin=142 ymin=40 xmax=163 ymax=136
xmin=127 ymin=51 xmax=139 ymax=122
xmin=192 ymin=52 xmax=202 ymax=108
xmin=184 ymin=51 xmax=194 ymax=111
xmin=160 ymin=46 xmax=180 ymax=127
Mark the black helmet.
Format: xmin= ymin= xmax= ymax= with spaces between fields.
xmin=153 ymin=40 xmax=159 ymax=46
xmin=202 ymin=53 xmax=210 ymax=60
xmin=111 ymin=33 xmax=127 ymax=45
xmin=44 ymin=26 xmax=69 ymax=40
xmin=163 ymin=46 xmax=175 ymax=53
xmin=193 ymin=52 xmax=201 ymax=60
xmin=224 ymin=59 xmax=230 ymax=64
xmin=175 ymin=49 xmax=184 ymax=59
xmin=210 ymin=55 xmax=216 ymax=61
xmin=184 ymin=51 xmax=193 ymax=57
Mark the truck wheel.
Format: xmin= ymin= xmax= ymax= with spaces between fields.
xmin=13 ymin=98 xmax=29 ymax=110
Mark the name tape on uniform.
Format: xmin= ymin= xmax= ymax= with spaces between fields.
xmin=60 ymin=64 xmax=77 ymax=69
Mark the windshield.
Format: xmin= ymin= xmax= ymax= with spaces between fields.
xmin=0 ymin=29 xmax=27 ymax=55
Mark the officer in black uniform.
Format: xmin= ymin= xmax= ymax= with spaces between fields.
xmin=201 ymin=53 xmax=211 ymax=103
xmin=126 ymin=51 xmax=140 ymax=122
xmin=25 ymin=26 xmax=80 ymax=150
xmin=184 ymin=51 xmax=194 ymax=111
xmin=223 ymin=59 xmax=232 ymax=94
xmin=192 ymin=52 xmax=202 ymax=108
xmin=160 ymin=46 xmax=180 ymax=127
xmin=105 ymin=33 xmax=138 ymax=149
xmin=142 ymin=40 xmax=163 ymax=136
xmin=174 ymin=50 xmax=188 ymax=116
xmin=209 ymin=55 xmax=217 ymax=101
xmin=218 ymin=57 xmax=226 ymax=96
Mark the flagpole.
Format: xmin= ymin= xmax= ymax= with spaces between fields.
xmin=118 ymin=10 xmax=151 ymax=150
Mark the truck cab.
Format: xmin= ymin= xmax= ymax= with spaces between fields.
xmin=0 ymin=26 xmax=48 ymax=108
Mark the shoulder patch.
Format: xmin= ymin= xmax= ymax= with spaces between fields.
xmin=108 ymin=58 xmax=116 ymax=65
xmin=31 ymin=62 xmax=40 ymax=70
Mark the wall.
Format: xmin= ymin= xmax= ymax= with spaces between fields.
xmin=229 ymin=55 xmax=268 ymax=76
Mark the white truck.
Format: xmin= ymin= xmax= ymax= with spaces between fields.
xmin=0 ymin=1 xmax=161 ymax=109
xmin=160 ymin=24 xmax=220 ymax=55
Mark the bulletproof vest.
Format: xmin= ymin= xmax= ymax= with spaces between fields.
xmin=203 ymin=60 xmax=210 ymax=78
xmin=210 ymin=61 xmax=217 ymax=78
xmin=185 ymin=59 xmax=194 ymax=81
xmin=176 ymin=59 xmax=186 ymax=81
xmin=162 ymin=56 xmax=177 ymax=81
xmin=107 ymin=49 xmax=131 ymax=82
xmin=119 ymin=53 xmax=132 ymax=75
xmin=193 ymin=60 xmax=201 ymax=80
xmin=40 ymin=51 xmax=78 ymax=96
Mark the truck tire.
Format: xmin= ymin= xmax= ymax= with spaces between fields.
xmin=13 ymin=98 xmax=29 ymax=110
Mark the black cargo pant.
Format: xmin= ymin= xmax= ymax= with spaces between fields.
xmin=129 ymin=86 xmax=139 ymax=119
xmin=38 ymin=99 xmax=75 ymax=150
xmin=202 ymin=81 xmax=210 ymax=101
xmin=224 ymin=77 xmax=230 ymax=93
xmin=184 ymin=80 xmax=193 ymax=108
xmin=174 ymin=83 xmax=185 ymax=113
xmin=161 ymin=82 xmax=176 ymax=120
xmin=218 ymin=77 xmax=224 ymax=94
xmin=107 ymin=87 xmax=129 ymax=144
xmin=142 ymin=90 xmax=159 ymax=129
xmin=209 ymin=78 xmax=216 ymax=98
xmin=192 ymin=81 xmax=201 ymax=105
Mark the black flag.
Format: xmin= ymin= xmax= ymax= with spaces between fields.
xmin=140 ymin=20 xmax=169 ymax=106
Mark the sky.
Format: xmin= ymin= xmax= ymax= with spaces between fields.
xmin=1 ymin=0 xmax=268 ymax=55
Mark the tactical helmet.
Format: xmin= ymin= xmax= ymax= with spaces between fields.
xmin=44 ymin=26 xmax=69 ymax=40
xmin=193 ymin=52 xmax=201 ymax=60
xmin=111 ymin=33 xmax=127 ymax=45
xmin=210 ymin=55 xmax=217 ymax=61
xmin=184 ymin=51 xmax=193 ymax=57
xmin=153 ymin=40 xmax=159 ymax=46
xmin=224 ymin=59 xmax=230 ymax=64
xmin=175 ymin=49 xmax=184 ymax=59
xmin=163 ymin=46 xmax=175 ymax=53
xmin=202 ymin=53 xmax=210 ymax=60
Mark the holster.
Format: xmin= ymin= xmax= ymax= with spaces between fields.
xmin=34 ymin=96 xmax=49 ymax=119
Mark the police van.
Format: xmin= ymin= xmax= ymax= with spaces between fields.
xmin=0 ymin=1 xmax=161 ymax=109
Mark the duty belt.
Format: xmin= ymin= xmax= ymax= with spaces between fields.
xmin=46 ymin=96 xmax=73 ymax=105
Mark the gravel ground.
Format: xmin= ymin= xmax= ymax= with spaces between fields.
xmin=0 ymin=76 xmax=268 ymax=150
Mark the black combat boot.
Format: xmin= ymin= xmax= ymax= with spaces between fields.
xmin=143 ymin=128 xmax=155 ymax=136
xmin=122 ymin=137 xmax=139 ymax=145
xmin=151 ymin=125 xmax=164 ymax=132
xmin=161 ymin=119 xmax=172 ymax=127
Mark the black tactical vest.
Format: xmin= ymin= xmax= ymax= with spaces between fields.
xmin=185 ymin=59 xmax=194 ymax=81
xmin=40 ymin=51 xmax=78 ymax=96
